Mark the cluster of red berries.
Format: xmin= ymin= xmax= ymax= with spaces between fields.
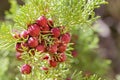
xmin=13 ymin=16 xmax=71 ymax=74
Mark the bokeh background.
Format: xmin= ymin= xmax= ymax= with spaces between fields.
xmin=1 ymin=0 xmax=120 ymax=80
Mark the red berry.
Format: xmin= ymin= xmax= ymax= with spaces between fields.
xmin=36 ymin=16 xmax=48 ymax=27
xmin=21 ymin=64 xmax=32 ymax=74
xmin=40 ymin=66 xmax=49 ymax=70
xmin=28 ymin=24 xmax=40 ymax=37
xmin=36 ymin=44 xmax=45 ymax=53
xmin=48 ymin=19 xmax=54 ymax=27
xmin=21 ymin=42 xmax=29 ymax=51
xmin=58 ymin=44 xmax=67 ymax=53
xmin=20 ymin=30 xmax=29 ymax=39
xmin=28 ymin=37 xmax=38 ymax=48
xmin=51 ymin=28 xmax=60 ymax=38
xmin=48 ymin=44 xmax=58 ymax=53
xmin=16 ymin=52 xmax=22 ymax=60
xmin=41 ymin=25 xmax=50 ymax=33
xmin=71 ymin=50 xmax=78 ymax=57
xmin=60 ymin=33 xmax=71 ymax=44
xmin=49 ymin=60 xmax=57 ymax=67
xmin=16 ymin=43 xmax=24 ymax=53
xmin=16 ymin=43 xmax=29 ymax=52
xmin=59 ymin=53 xmax=66 ymax=62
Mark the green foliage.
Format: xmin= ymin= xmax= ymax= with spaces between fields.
xmin=0 ymin=23 xmax=15 ymax=50
xmin=5 ymin=0 xmax=19 ymax=20
xmin=0 ymin=57 xmax=9 ymax=80
xmin=0 ymin=0 xmax=107 ymax=50
xmin=14 ymin=0 xmax=107 ymax=29
xmin=0 ymin=48 xmax=20 ymax=80
xmin=71 ymin=25 xmax=110 ymax=77
xmin=69 ymin=71 xmax=104 ymax=80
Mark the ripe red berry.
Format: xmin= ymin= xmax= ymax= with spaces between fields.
xmin=21 ymin=64 xmax=32 ymax=74
xmin=60 ymin=33 xmax=71 ymax=44
xmin=59 ymin=53 xmax=67 ymax=62
xmin=16 ymin=52 xmax=22 ymax=60
xmin=71 ymin=50 xmax=78 ymax=57
xmin=16 ymin=42 xmax=29 ymax=53
xmin=21 ymin=42 xmax=29 ymax=51
xmin=16 ymin=43 xmax=24 ymax=53
xmin=20 ymin=30 xmax=29 ymax=39
xmin=51 ymin=28 xmax=60 ymax=38
xmin=49 ymin=60 xmax=57 ymax=67
xmin=28 ymin=37 xmax=38 ymax=48
xmin=28 ymin=24 xmax=40 ymax=37
xmin=36 ymin=16 xmax=48 ymax=27
xmin=48 ymin=44 xmax=58 ymax=53
xmin=36 ymin=44 xmax=45 ymax=53
xmin=58 ymin=44 xmax=67 ymax=53
xmin=41 ymin=25 xmax=50 ymax=34
xmin=48 ymin=19 xmax=54 ymax=27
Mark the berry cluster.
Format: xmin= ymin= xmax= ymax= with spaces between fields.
xmin=13 ymin=16 xmax=71 ymax=74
